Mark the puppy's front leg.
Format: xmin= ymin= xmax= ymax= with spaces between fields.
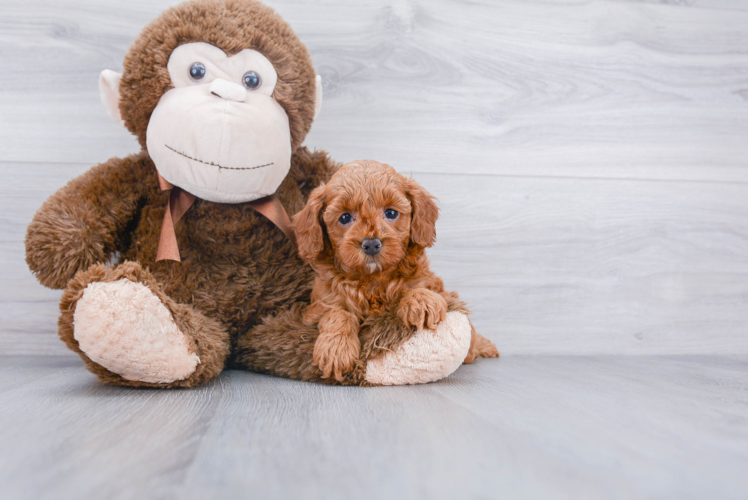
xmin=314 ymin=308 xmax=361 ymax=382
xmin=397 ymin=288 xmax=448 ymax=331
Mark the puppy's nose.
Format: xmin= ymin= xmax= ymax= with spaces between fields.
xmin=361 ymin=238 xmax=382 ymax=256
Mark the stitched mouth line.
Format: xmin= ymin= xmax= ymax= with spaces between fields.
xmin=165 ymin=145 xmax=274 ymax=171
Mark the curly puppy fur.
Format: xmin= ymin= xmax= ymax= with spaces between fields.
xmin=293 ymin=160 xmax=498 ymax=382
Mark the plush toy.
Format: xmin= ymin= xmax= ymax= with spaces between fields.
xmin=25 ymin=0 xmax=482 ymax=388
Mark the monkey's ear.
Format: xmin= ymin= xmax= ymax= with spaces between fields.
xmin=406 ymin=178 xmax=439 ymax=248
xmin=99 ymin=70 xmax=125 ymax=127
xmin=293 ymin=184 xmax=327 ymax=260
xmin=314 ymin=75 xmax=323 ymax=119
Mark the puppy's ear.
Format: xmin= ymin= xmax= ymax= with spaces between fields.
xmin=405 ymin=178 xmax=439 ymax=247
xmin=294 ymin=184 xmax=327 ymax=260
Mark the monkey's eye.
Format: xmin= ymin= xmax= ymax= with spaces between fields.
xmin=242 ymin=71 xmax=261 ymax=90
xmin=384 ymin=209 xmax=399 ymax=220
xmin=338 ymin=213 xmax=353 ymax=225
xmin=189 ymin=62 xmax=206 ymax=81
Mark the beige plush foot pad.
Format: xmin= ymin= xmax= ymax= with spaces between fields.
xmin=365 ymin=311 xmax=472 ymax=385
xmin=73 ymin=279 xmax=199 ymax=384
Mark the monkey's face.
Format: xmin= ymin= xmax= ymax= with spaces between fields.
xmin=145 ymin=43 xmax=292 ymax=203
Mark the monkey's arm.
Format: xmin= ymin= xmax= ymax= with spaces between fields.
xmin=25 ymin=152 xmax=155 ymax=289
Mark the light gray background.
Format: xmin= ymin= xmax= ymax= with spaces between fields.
xmin=1 ymin=1 xmax=747 ymax=499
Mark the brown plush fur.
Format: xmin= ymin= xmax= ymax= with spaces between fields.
xmin=28 ymin=143 xmax=337 ymax=386
xmin=293 ymin=161 xmax=498 ymax=381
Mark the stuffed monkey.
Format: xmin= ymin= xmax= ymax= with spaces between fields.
xmin=25 ymin=0 xmax=480 ymax=388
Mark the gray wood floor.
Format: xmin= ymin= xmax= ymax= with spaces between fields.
xmin=2 ymin=0 xmax=748 ymax=498
xmin=1 ymin=354 xmax=746 ymax=500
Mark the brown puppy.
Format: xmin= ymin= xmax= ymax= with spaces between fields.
xmin=294 ymin=160 xmax=499 ymax=381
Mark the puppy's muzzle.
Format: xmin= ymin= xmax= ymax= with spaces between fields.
xmin=361 ymin=238 xmax=382 ymax=256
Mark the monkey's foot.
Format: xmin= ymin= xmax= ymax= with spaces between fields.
xmin=364 ymin=312 xmax=471 ymax=385
xmin=73 ymin=279 xmax=199 ymax=384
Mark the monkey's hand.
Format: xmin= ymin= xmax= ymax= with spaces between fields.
xmin=313 ymin=308 xmax=360 ymax=382
xmin=25 ymin=153 xmax=152 ymax=289
xmin=397 ymin=288 xmax=448 ymax=331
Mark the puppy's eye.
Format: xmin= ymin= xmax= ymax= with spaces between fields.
xmin=189 ymin=62 xmax=206 ymax=81
xmin=384 ymin=209 xmax=399 ymax=220
xmin=338 ymin=213 xmax=353 ymax=225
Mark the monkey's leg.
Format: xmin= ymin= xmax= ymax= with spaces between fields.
xmin=59 ymin=261 xmax=230 ymax=388
xmin=360 ymin=310 xmax=472 ymax=386
xmin=231 ymin=304 xmax=351 ymax=384
xmin=233 ymin=302 xmax=472 ymax=386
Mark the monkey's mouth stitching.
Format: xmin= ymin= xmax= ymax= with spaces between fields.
xmin=165 ymin=145 xmax=273 ymax=171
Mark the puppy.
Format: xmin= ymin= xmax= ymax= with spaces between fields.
xmin=293 ymin=160 xmax=499 ymax=381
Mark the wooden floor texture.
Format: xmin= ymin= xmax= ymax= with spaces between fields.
xmin=1 ymin=355 xmax=746 ymax=500
xmin=2 ymin=0 xmax=748 ymax=498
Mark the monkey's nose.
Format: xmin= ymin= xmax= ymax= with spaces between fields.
xmin=209 ymin=78 xmax=246 ymax=102
xmin=361 ymin=238 xmax=382 ymax=256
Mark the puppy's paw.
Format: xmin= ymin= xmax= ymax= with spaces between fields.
xmin=464 ymin=331 xmax=500 ymax=364
xmin=475 ymin=334 xmax=500 ymax=358
xmin=313 ymin=332 xmax=361 ymax=382
xmin=397 ymin=288 xmax=448 ymax=331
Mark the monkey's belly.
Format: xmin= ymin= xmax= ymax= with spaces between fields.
xmin=123 ymin=209 xmax=314 ymax=336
